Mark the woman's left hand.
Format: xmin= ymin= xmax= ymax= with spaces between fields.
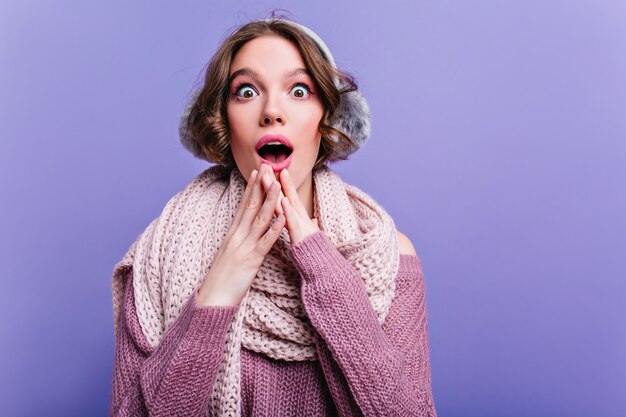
xmin=278 ymin=169 xmax=320 ymax=245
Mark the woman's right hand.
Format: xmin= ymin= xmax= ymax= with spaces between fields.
xmin=196 ymin=163 xmax=285 ymax=306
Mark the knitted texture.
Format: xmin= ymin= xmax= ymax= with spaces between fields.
xmin=110 ymin=248 xmax=437 ymax=416
xmin=111 ymin=164 xmax=400 ymax=416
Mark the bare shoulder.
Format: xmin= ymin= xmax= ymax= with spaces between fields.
xmin=395 ymin=229 xmax=417 ymax=256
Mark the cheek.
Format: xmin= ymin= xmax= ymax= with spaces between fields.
xmin=226 ymin=106 xmax=251 ymax=151
xmin=309 ymin=109 xmax=324 ymax=149
xmin=226 ymin=105 xmax=241 ymax=134
xmin=295 ymin=105 xmax=323 ymax=139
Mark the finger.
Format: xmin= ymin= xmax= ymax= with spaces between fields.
xmin=279 ymin=169 xmax=309 ymax=218
xmin=260 ymin=170 xmax=284 ymax=215
xmin=238 ymin=164 xmax=268 ymax=230
xmin=231 ymin=169 xmax=258 ymax=228
xmin=255 ymin=213 xmax=286 ymax=255
xmin=281 ymin=196 xmax=301 ymax=237
xmin=277 ymin=189 xmax=286 ymax=215
xmin=248 ymin=181 xmax=282 ymax=241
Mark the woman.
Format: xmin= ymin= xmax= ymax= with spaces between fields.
xmin=110 ymin=16 xmax=437 ymax=417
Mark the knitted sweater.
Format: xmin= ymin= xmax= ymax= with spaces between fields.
xmin=109 ymin=231 xmax=437 ymax=416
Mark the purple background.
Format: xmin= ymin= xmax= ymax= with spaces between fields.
xmin=1 ymin=1 xmax=625 ymax=416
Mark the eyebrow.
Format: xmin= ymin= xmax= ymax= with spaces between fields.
xmin=228 ymin=67 xmax=310 ymax=84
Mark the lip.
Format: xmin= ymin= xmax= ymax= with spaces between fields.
xmin=255 ymin=134 xmax=294 ymax=172
xmin=255 ymin=134 xmax=294 ymax=152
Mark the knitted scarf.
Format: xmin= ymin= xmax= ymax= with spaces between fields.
xmin=111 ymin=164 xmax=400 ymax=416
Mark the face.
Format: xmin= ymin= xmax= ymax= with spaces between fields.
xmin=226 ymin=35 xmax=324 ymax=191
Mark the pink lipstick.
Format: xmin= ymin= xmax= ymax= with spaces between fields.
xmin=255 ymin=134 xmax=294 ymax=172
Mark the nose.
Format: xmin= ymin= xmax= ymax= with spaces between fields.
xmin=260 ymin=95 xmax=286 ymax=126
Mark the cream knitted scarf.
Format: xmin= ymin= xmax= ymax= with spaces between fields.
xmin=112 ymin=164 xmax=400 ymax=416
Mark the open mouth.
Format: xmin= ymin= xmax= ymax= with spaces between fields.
xmin=256 ymin=143 xmax=293 ymax=164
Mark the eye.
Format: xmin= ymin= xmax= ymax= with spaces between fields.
xmin=234 ymin=83 xmax=258 ymax=99
xmin=290 ymin=83 xmax=311 ymax=99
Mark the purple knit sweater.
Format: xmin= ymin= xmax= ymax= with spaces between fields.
xmin=109 ymin=231 xmax=437 ymax=416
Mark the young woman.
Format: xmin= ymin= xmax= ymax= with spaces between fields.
xmin=110 ymin=16 xmax=437 ymax=417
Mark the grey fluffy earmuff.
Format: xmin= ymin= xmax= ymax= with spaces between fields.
xmin=178 ymin=19 xmax=371 ymax=162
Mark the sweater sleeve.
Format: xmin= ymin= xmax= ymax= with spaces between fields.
xmin=288 ymin=231 xmax=437 ymax=417
xmin=109 ymin=269 xmax=239 ymax=417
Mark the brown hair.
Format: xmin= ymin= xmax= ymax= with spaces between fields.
xmin=182 ymin=16 xmax=358 ymax=170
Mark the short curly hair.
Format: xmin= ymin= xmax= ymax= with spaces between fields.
xmin=180 ymin=17 xmax=359 ymax=170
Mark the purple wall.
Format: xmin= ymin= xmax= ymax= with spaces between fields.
xmin=1 ymin=1 xmax=624 ymax=416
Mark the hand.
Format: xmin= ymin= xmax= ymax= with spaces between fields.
xmin=197 ymin=164 xmax=285 ymax=306
xmin=277 ymin=168 xmax=320 ymax=246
